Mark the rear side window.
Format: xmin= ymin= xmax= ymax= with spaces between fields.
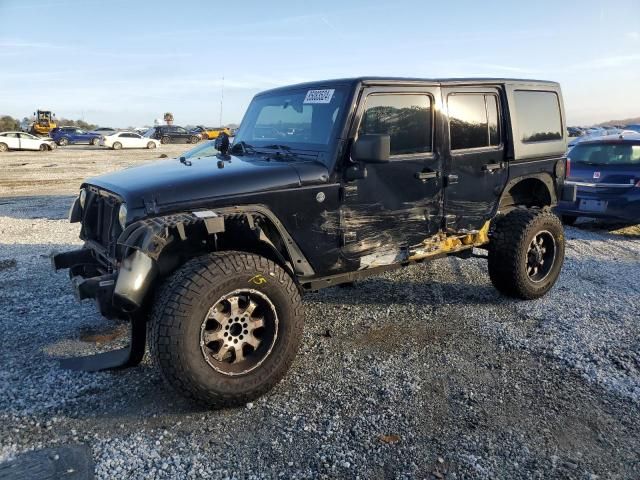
xmin=448 ymin=93 xmax=501 ymax=150
xmin=514 ymin=90 xmax=562 ymax=143
xmin=359 ymin=94 xmax=432 ymax=156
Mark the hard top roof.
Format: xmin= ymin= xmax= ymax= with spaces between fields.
xmin=258 ymin=77 xmax=560 ymax=96
xmin=574 ymin=133 xmax=640 ymax=145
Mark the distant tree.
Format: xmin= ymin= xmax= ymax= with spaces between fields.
xmin=56 ymin=118 xmax=97 ymax=130
xmin=164 ymin=112 xmax=174 ymax=125
xmin=0 ymin=115 xmax=20 ymax=131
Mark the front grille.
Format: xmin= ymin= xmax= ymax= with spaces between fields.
xmin=81 ymin=189 xmax=122 ymax=257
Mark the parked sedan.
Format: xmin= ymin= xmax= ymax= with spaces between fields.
xmin=50 ymin=127 xmax=102 ymax=146
xmin=89 ymin=127 xmax=117 ymax=136
xmin=190 ymin=126 xmax=231 ymax=140
xmin=144 ymin=125 xmax=200 ymax=144
xmin=101 ymin=131 xmax=160 ymax=150
xmin=557 ymin=134 xmax=640 ymax=224
xmin=0 ymin=131 xmax=56 ymax=152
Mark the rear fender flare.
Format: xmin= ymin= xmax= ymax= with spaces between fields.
xmin=499 ymin=173 xmax=557 ymax=211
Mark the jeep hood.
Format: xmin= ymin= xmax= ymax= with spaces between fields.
xmin=85 ymin=154 xmax=329 ymax=209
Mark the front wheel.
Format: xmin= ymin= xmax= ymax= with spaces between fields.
xmin=39 ymin=143 xmax=47 ymax=151
xmin=190 ymin=135 xmax=200 ymax=144
xmin=112 ymin=142 xmax=122 ymax=150
xmin=58 ymin=137 xmax=69 ymax=146
xmin=147 ymin=141 xmax=156 ymax=149
xmin=91 ymin=137 xmax=100 ymax=146
xmin=0 ymin=143 xmax=8 ymax=152
xmin=488 ymin=209 xmax=565 ymax=300
xmin=149 ymin=251 xmax=304 ymax=407
xmin=161 ymin=135 xmax=170 ymax=144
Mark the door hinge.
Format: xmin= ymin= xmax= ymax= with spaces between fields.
xmin=342 ymin=185 xmax=358 ymax=199
xmin=445 ymin=174 xmax=459 ymax=186
xmin=341 ymin=231 xmax=357 ymax=245
xmin=444 ymin=214 xmax=457 ymax=229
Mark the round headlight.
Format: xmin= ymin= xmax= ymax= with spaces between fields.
xmin=79 ymin=188 xmax=87 ymax=208
xmin=118 ymin=203 xmax=128 ymax=229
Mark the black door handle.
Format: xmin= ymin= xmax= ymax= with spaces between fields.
xmin=415 ymin=170 xmax=439 ymax=181
xmin=482 ymin=162 xmax=504 ymax=172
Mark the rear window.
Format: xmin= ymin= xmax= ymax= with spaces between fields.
xmin=569 ymin=143 xmax=640 ymax=165
xmin=514 ymin=90 xmax=562 ymax=143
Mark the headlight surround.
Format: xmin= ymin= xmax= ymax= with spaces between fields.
xmin=79 ymin=188 xmax=87 ymax=208
xmin=118 ymin=203 xmax=128 ymax=229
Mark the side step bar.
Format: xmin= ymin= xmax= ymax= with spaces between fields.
xmin=59 ymin=315 xmax=146 ymax=372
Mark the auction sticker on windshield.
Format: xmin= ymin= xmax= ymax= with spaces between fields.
xmin=304 ymin=89 xmax=335 ymax=104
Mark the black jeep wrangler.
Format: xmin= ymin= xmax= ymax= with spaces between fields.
xmin=53 ymin=77 xmax=573 ymax=407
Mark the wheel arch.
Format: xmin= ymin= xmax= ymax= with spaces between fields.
xmin=116 ymin=206 xmax=314 ymax=291
xmin=499 ymin=173 xmax=557 ymax=212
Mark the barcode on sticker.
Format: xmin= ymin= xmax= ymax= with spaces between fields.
xmin=303 ymin=89 xmax=335 ymax=104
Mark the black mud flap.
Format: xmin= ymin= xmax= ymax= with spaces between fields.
xmin=59 ymin=315 xmax=146 ymax=372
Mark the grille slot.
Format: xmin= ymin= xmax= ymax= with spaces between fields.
xmin=81 ymin=189 xmax=122 ymax=257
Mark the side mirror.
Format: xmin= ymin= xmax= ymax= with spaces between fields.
xmin=352 ymin=134 xmax=390 ymax=163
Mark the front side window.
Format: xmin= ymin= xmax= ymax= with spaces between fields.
xmin=514 ymin=90 xmax=562 ymax=143
xmin=358 ymin=94 xmax=432 ymax=156
xmin=448 ymin=93 xmax=501 ymax=150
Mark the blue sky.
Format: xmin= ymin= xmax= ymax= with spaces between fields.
xmin=1 ymin=0 xmax=639 ymax=127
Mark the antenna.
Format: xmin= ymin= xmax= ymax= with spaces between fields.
xmin=219 ymin=76 xmax=224 ymax=127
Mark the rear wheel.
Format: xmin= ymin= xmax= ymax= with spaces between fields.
xmin=39 ymin=143 xmax=47 ymax=151
xmin=488 ymin=208 xmax=565 ymax=299
xmin=91 ymin=137 xmax=100 ymax=146
xmin=58 ymin=137 xmax=69 ymax=146
xmin=150 ymin=251 xmax=304 ymax=407
xmin=112 ymin=142 xmax=122 ymax=150
xmin=147 ymin=141 xmax=156 ymax=149
xmin=161 ymin=135 xmax=171 ymax=144
xmin=0 ymin=143 xmax=8 ymax=152
xmin=190 ymin=135 xmax=200 ymax=144
xmin=561 ymin=215 xmax=578 ymax=226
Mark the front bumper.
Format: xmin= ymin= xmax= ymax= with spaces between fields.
xmin=51 ymin=247 xmax=157 ymax=319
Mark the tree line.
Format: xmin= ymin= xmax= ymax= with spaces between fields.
xmin=0 ymin=115 xmax=97 ymax=132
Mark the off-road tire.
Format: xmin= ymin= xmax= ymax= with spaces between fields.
xmin=561 ymin=215 xmax=578 ymax=226
xmin=0 ymin=143 xmax=7 ymax=152
xmin=112 ymin=142 xmax=122 ymax=150
xmin=147 ymin=141 xmax=156 ymax=149
xmin=149 ymin=251 xmax=304 ymax=407
xmin=488 ymin=208 xmax=565 ymax=300
xmin=161 ymin=135 xmax=170 ymax=144
xmin=91 ymin=137 xmax=100 ymax=146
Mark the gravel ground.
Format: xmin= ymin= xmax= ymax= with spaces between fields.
xmin=0 ymin=147 xmax=639 ymax=479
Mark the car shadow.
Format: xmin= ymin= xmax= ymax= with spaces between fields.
xmin=307 ymin=274 xmax=504 ymax=307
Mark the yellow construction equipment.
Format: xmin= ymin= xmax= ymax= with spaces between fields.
xmin=30 ymin=110 xmax=57 ymax=136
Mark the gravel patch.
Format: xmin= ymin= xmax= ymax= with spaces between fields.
xmin=0 ymin=148 xmax=639 ymax=478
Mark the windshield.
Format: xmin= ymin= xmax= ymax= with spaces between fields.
xmin=569 ymin=143 xmax=640 ymax=165
xmin=181 ymin=140 xmax=218 ymax=159
xmin=142 ymin=128 xmax=154 ymax=138
xmin=233 ymin=86 xmax=347 ymax=151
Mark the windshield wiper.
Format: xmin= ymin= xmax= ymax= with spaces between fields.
xmin=232 ymin=141 xmax=257 ymax=155
xmin=261 ymin=144 xmax=297 ymax=161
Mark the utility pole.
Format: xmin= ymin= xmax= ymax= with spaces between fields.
xmin=219 ymin=76 xmax=224 ymax=127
